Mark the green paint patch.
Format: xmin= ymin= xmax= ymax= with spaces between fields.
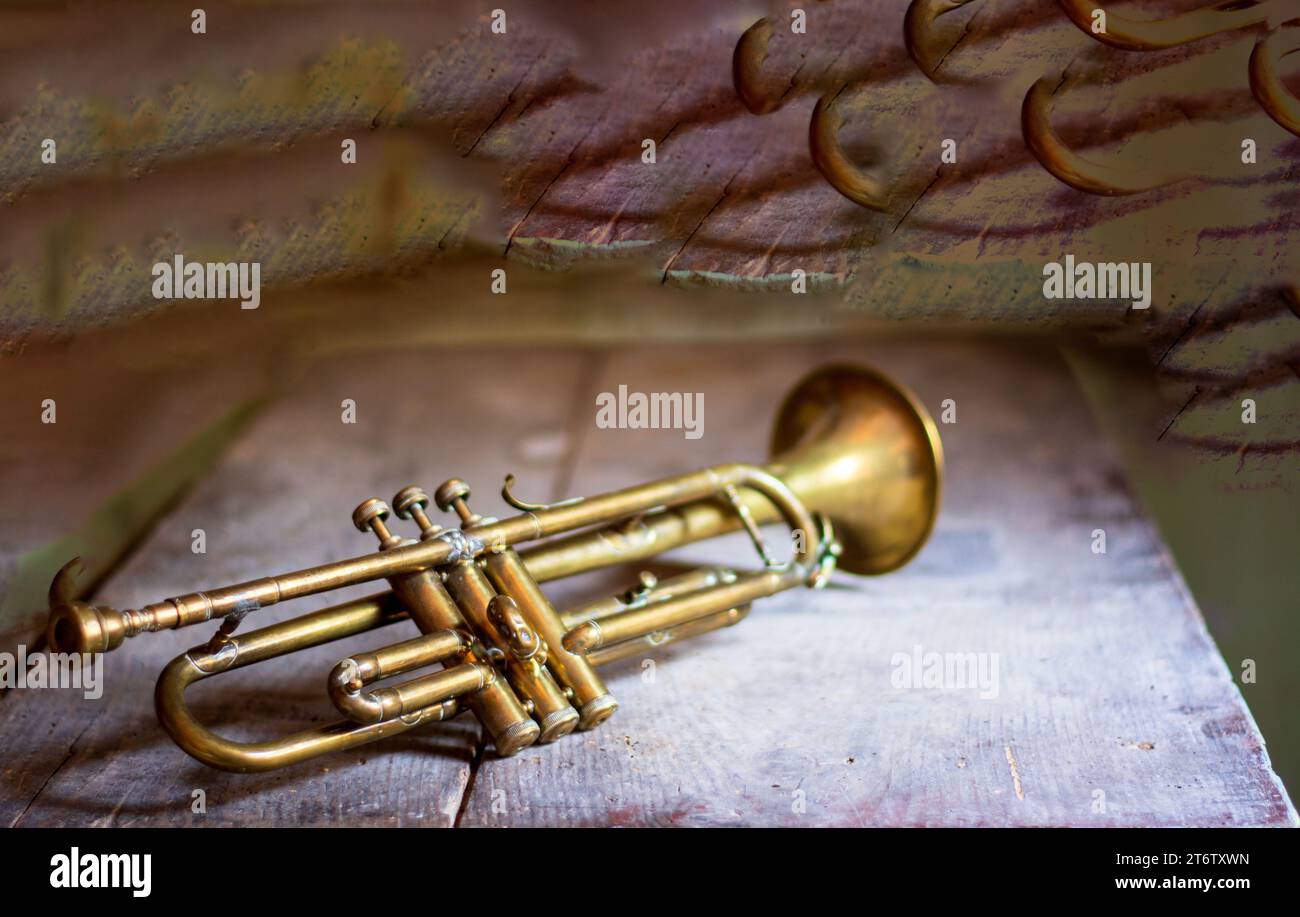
xmin=663 ymin=269 xmax=844 ymax=292
xmin=509 ymin=236 xmax=658 ymax=272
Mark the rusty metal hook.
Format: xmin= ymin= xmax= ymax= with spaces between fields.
xmin=1056 ymin=0 xmax=1284 ymax=52
xmin=809 ymin=88 xmax=892 ymax=210
xmin=1021 ymin=75 xmax=1188 ymax=196
xmin=905 ymin=0 xmax=983 ymax=80
xmin=1250 ymin=19 xmax=1300 ymax=136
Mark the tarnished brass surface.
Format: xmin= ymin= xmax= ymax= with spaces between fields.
xmin=1057 ymin=0 xmax=1284 ymax=52
xmin=770 ymin=364 xmax=942 ymax=574
xmin=809 ymin=90 xmax=893 ymax=211
xmin=904 ymin=0 xmax=981 ymax=80
xmin=1250 ymin=19 xmax=1300 ymax=137
xmin=1020 ymin=76 xmax=1189 ymax=197
xmin=46 ymin=364 xmax=942 ymax=772
xmin=1037 ymin=2 xmax=1295 ymax=194
xmin=732 ymin=17 xmax=782 ymax=114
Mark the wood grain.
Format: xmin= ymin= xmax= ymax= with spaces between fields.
xmin=455 ymin=340 xmax=1296 ymax=827
xmin=2 ymin=340 xmax=1291 ymax=826
xmin=2 ymin=0 xmax=1295 ymax=356
xmin=0 ymin=345 xmax=273 ymax=653
xmin=1 ymin=347 xmax=593 ymax=827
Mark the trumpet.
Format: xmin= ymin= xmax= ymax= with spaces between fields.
xmin=44 ymin=364 xmax=942 ymax=772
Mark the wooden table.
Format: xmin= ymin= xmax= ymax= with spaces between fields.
xmin=1 ymin=340 xmax=1293 ymax=826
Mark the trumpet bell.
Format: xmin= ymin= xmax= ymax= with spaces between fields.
xmin=768 ymin=364 xmax=943 ymax=575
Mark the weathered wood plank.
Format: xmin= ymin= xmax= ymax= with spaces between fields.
xmin=454 ymin=340 xmax=1295 ymax=826
xmin=0 ymin=347 xmax=272 ymax=653
xmin=0 ymin=2 xmax=482 ymax=193
xmin=1 ymin=347 xmax=594 ymax=827
xmin=1 ymin=339 xmax=1290 ymax=825
xmin=0 ymin=131 xmax=488 ymax=333
xmin=1063 ymin=342 xmax=1300 ymax=794
xmin=2 ymin=0 xmax=1294 ymax=362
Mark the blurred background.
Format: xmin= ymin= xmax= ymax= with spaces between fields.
xmin=0 ymin=0 xmax=1296 ymax=792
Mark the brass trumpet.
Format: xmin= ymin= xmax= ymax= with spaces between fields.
xmin=44 ymin=364 xmax=942 ymax=772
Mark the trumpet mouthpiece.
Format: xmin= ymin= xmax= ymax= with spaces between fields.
xmin=44 ymin=556 xmax=128 ymax=654
xmin=46 ymin=600 xmax=127 ymax=654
